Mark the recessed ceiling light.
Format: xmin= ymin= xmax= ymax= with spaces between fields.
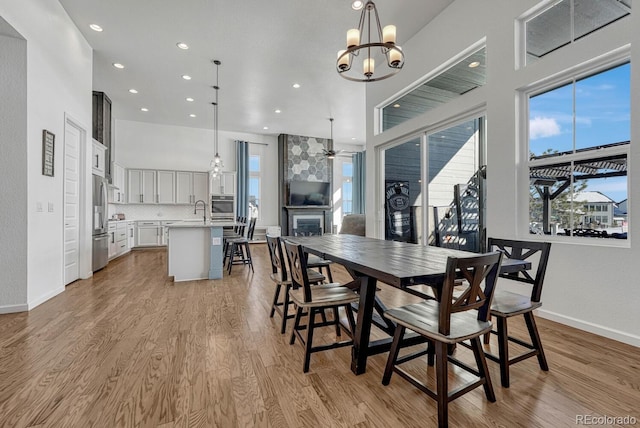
xmin=292 ymin=83 xmax=301 ymax=89
xmin=352 ymin=1 xmax=364 ymax=11
xmin=128 ymin=89 xmax=138 ymax=94
xmin=468 ymin=61 xmax=481 ymax=68
xmin=275 ymin=109 xmax=281 ymax=114
xmin=113 ymin=63 xmax=124 ymax=69
xmin=182 ymin=75 xmax=192 ymax=80
xmin=89 ymin=24 xmax=103 ymax=32
xmin=186 ymin=97 xmax=194 ymax=102
xmin=393 ymin=104 xmax=401 ymax=108
xmin=263 ymin=126 xmax=269 ymax=130
xmin=140 ymin=107 xmax=149 ymax=112
xmin=189 ymin=114 xmax=196 ymax=118
xmin=352 ymin=137 xmax=357 ymax=140
xmin=176 ymin=42 xmax=189 ymax=50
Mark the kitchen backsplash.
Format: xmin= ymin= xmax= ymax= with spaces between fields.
xmin=108 ymin=204 xmax=209 ymax=221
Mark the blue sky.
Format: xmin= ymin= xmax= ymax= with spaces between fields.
xmin=529 ymin=63 xmax=630 ymax=202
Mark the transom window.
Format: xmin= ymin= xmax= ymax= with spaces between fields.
xmin=524 ymin=0 xmax=631 ymax=65
xmin=381 ymin=46 xmax=486 ymax=132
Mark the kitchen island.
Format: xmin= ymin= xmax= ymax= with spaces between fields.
xmin=167 ymin=220 xmax=237 ymax=282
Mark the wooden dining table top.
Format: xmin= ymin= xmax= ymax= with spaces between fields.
xmin=285 ymin=234 xmax=529 ymax=289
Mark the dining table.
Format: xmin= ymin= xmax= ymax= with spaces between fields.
xmin=285 ymin=234 xmax=531 ymax=375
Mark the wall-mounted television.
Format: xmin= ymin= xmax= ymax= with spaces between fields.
xmin=289 ymin=180 xmax=330 ymax=206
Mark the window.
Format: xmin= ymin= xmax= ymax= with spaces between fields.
xmin=528 ymin=62 xmax=629 ymax=240
xmin=381 ymin=45 xmax=486 ymax=132
xmin=248 ymin=154 xmax=260 ymax=219
xmin=523 ymin=0 xmax=631 ymax=65
xmin=342 ymin=162 xmax=353 ymax=215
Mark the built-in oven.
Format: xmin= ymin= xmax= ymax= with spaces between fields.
xmin=211 ymin=195 xmax=235 ymax=220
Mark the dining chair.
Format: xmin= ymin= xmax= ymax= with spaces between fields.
xmin=226 ymin=217 xmax=256 ymax=273
xmin=484 ymin=238 xmax=552 ymax=387
xmin=382 ymin=251 xmax=503 ymax=428
xmin=265 ymin=235 xmax=326 ymax=334
xmin=283 ymin=240 xmax=358 ymax=373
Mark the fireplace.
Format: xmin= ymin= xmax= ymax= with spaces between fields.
xmin=293 ymin=215 xmax=324 ymax=236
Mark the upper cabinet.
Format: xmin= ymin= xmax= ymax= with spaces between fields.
xmin=110 ymin=163 xmax=126 ymax=203
xmin=127 ymin=168 xmax=208 ymax=204
xmin=176 ymin=171 xmax=209 ymax=204
xmin=128 ymin=169 xmax=156 ymax=204
xmin=156 ymin=170 xmax=175 ymax=204
xmin=92 ymin=139 xmax=107 ymax=177
xmin=92 ymin=91 xmax=112 ymax=181
xmin=211 ymin=171 xmax=235 ymax=196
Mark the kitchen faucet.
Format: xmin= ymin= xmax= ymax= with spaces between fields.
xmin=194 ymin=200 xmax=207 ymax=222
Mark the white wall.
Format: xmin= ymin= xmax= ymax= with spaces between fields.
xmin=115 ymin=120 xmax=279 ymax=227
xmin=0 ymin=21 xmax=27 ymax=312
xmin=0 ymin=0 xmax=93 ymax=311
xmin=365 ymin=0 xmax=639 ymax=346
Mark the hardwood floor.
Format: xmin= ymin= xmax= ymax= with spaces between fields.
xmin=0 ymin=246 xmax=638 ymax=427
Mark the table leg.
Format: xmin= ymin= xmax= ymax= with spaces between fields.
xmin=351 ymin=275 xmax=377 ymax=375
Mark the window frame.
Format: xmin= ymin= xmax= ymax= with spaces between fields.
xmin=248 ymin=153 xmax=261 ymax=220
xmin=520 ymin=50 xmax=631 ymax=247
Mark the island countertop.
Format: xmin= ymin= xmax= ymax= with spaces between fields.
xmin=166 ymin=220 xmax=238 ymax=228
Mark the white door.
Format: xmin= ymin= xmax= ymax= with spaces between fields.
xmin=64 ymin=124 xmax=81 ymax=284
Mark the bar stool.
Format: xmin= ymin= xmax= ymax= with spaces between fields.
xmin=226 ymin=217 xmax=256 ymax=274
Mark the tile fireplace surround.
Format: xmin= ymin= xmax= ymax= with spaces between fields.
xmin=278 ymin=133 xmax=334 ymax=235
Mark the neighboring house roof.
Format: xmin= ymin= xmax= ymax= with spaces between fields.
xmin=574 ymin=191 xmax=616 ymax=204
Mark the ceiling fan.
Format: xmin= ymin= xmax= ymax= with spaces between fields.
xmin=321 ymin=118 xmax=360 ymax=159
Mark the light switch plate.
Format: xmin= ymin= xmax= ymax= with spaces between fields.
xmin=48 ymin=202 xmax=54 ymax=212
xmin=36 ymin=202 xmax=43 ymax=212
xmin=212 ymin=237 xmax=222 ymax=246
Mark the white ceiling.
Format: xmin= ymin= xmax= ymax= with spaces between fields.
xmin=59 ymin=0 xmax=453 ymax=145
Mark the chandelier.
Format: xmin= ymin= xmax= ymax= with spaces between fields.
xmin=210 ymin=59 xmax=224 ymax=177
xmin=336 ymin=1 xmax=404 ymax=82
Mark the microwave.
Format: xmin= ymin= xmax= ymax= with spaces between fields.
xmin=211 ymin=195 xmax=235 ymax=220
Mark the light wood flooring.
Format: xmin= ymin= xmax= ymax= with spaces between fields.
xmin=0 ymin=246 xmax=639 ymax=427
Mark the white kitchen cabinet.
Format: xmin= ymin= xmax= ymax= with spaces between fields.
xmin=176 ymin=171 xmax=209 ymax=204
xmin=136 ymin=221 xmax=162 ymax=246
xmin=127 ymin=221 xmax=136 ymax=248
xmin=128 ymin=169 xmax=156 ymax=204
xmin=157 ymin=170 xmax=175 ymax=204
xmin=210 ymin=171 xmax=235 ymax=196
xmin=110 ymin=163 xmax=126 ymax=203
xmin=92 ymin=139 xmax=107 ymax=177
xmin=116 ymin=222 xmax=128 ymax=256
xmin=108 ymin=222 xmax=118 ymax=259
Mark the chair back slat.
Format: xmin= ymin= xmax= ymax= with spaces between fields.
xmin=488 ymin=238 xmax=551 ymax=302
xmin=283 ymin=241 xmax=312 ymax=302
xmin=266 ymin=235 xmax=287 ymax=279
xmin=438 ymin=252 xmax=503 ymax=336
xmin=247 ymin=217 xmax=257 ymax=240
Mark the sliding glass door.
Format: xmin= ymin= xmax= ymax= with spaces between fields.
xmin=427 ymin=117 xmax=486 ymax=251
xmin=383 ymin=137 xmax=423 ymax=243
xmin=382 ymin=116 xmax=486 ymax=251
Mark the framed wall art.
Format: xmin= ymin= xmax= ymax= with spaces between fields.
xmin=42 ymin=129 xmax=55 ymax=177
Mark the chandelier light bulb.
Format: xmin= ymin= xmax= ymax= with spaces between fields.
xmin=388 ymin=46 xmax=403 ymax=67
xmin=382 ymin=25 xmax=396 ymax=44
xmin=364 ymin=58 xmax=375 ymax=77
xmin=337 ymin=50 xmax=350 ymax=71
xmin=347 ymin=29 xmax=360 ymax=48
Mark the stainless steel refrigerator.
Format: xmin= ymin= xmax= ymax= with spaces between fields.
xmin=92 ymin=174 xmax=109 ymax=271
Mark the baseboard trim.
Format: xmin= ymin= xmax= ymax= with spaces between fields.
xmin=28 ymin=287 xmax=65 ymax=311
xmin=537 ymin=309 xmax=640 ymax=348
xmin=0 ymin=303 xmax=29 ymax=314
